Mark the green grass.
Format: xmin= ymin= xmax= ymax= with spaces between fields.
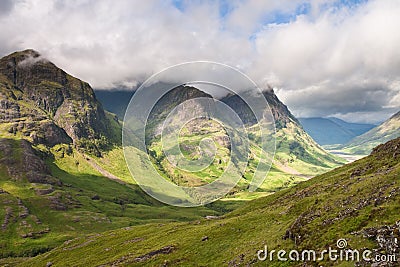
xmin=0 ymin=139 xmax=244 ymax=259
xmin=20 ymin=138 xmax=400 ymax=266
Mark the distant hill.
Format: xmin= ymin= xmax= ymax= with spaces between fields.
xmin=340 ymin=111 xmax=400 ymax=155
xmin=299 ymin=117 xmax=375 ymax=145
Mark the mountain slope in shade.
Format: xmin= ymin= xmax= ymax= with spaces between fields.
xmin=299 ymin=117 xmax=374 ymax=145
xmin=340 ymin=111 xmax=400 ymax=155
xmin=95 ymin=90 xmax=134 ymax=119
xmin=327 ymin=117 xmax=376 ymax=136
xmin=22 ymin=137 xmax=400 ymax=266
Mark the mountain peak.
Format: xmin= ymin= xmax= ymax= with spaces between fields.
xmin=13 ymin=48 xmax=41 ymax=57
xmin=391 ymin=110 xmax=400 ymax=119
xmin=2 ymin=49 xmax=43 ymax=66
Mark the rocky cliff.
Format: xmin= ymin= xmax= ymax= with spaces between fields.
xmin=0 ymin=49 xmax=116 ymax=153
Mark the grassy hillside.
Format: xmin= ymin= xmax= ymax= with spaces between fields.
xmin=126 ymin=86 xmax=345 ymax=202
xmin=0 ymin=139 xmax=236 ymax=260
xmin=339 ymin=111 xmax=400 ymax=155
xmin=21 ymin=138 xmax=400 ymax=266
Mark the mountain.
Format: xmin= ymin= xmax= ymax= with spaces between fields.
xmin=221 ymin=89 xmax=344 ymax=175
xmin=130 ymin=85 xmax=344 ymax=197
xmin=298 ymin=117 xmax=375 ymax=145
xmin=0 ymin=51 xmax=226 ymax=259
xmin=0 ymin=49 xmax=119 ymax=155
xmin=100 ymin=85 xmax=343 ymax=190
xmin=340 ymin=111 xmax=400 ymax=155
xmin=22 ymin=136 xmax=400 ymax=266
xmin=327 ymin=117 xmax=376 ymax=136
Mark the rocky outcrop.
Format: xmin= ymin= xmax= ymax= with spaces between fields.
xmin=147 ymin=85 xmax=213 ymax=137
xmin=221 ymin=87 xmax=299 ymax=129
xmin=0 ymin=138 xmax=60 ymax=185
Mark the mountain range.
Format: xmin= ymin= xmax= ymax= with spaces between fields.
xmin=98 ymin=84 xmax=344 ymax=189
xmin=338 ymin=111 xmax=400 ymax=155
xmin=299 ymin=117 xmax=375 ymax=145
xmin=0 ymin=50 xmax=398 ymax=266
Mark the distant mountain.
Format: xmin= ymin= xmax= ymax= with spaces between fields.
xmin=299 ymin=117 xmax=375 ymax=145
xmin=327 ymin=117 xmax=376 ymax=136
xmin=340 ymin=111 xmax=400 ymax=155
xmin=95 ymin=90 xmax=133 ymax=119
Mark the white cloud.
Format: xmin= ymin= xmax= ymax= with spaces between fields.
xmin=250 ymin=0 xmax=400 ymax=121
xmin=0 ymin=0 xmax=399 ymax=123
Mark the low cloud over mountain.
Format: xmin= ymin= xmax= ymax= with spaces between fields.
xmin=1 ymin=0 xmax=399 ymax=123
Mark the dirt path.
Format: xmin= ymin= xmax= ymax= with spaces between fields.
xmin=273 ymin=160 xmax=312 ymax=179
xmin=82 ymin=154 xmax=127 ymax=185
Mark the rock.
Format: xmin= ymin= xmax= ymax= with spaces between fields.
xmin=0 ymin=138 xmax=61 ymax=185
xmin=205 ymin=215 xmax=219 ymax=220
xmin=2 ymin=206 xmax=13 ymax=230
xmin=91 ymin=194 xmax=100 ymax=200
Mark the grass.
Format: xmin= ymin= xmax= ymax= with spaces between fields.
xmin=0 ymin=139 xmax=244 ymax=259
xmin=20 ymin=138 xmax=400 ymax=266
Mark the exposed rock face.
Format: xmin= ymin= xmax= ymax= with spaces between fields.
xmin=146 ymin=85 xmax=213 ymax=137
xmin=0 ymin=138 xmax=60 ymax=185
xmin=221 ymin=88 xmax=299 ymax=129
xmin=0 ymin=49 xmax=114 ymax=148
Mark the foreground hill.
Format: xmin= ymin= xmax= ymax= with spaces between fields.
xmin=22 ymin=137 xmax=400 ymax=266
xmin=340 ymin=111 xmax=400 ymax=155
xmin=299 ymin=117 xmax=374 ymax=145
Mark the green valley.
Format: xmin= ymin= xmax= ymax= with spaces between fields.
xmin=19 ymin=137 xmax=400 ymax=266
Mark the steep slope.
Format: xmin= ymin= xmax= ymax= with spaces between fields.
xmin=0 ymin=49 xmax=118 ymax=155
xmin=138 ymin=85 xmax=343 ymax=197
xmin=221 ymin=89 xmax=343 ymax=177
xmin=340 ymin=111 xmax=400 ymax=155
xmin=299 ymin=117 xmax=374 ymax=145
xmin=0 ymin=138 xmax=222 ymax=259
xmin=23 ymin=137 xmax=400 ymax=266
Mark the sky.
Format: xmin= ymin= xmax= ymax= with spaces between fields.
xmin=0 ymin=0 xmax=400 ymax=123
